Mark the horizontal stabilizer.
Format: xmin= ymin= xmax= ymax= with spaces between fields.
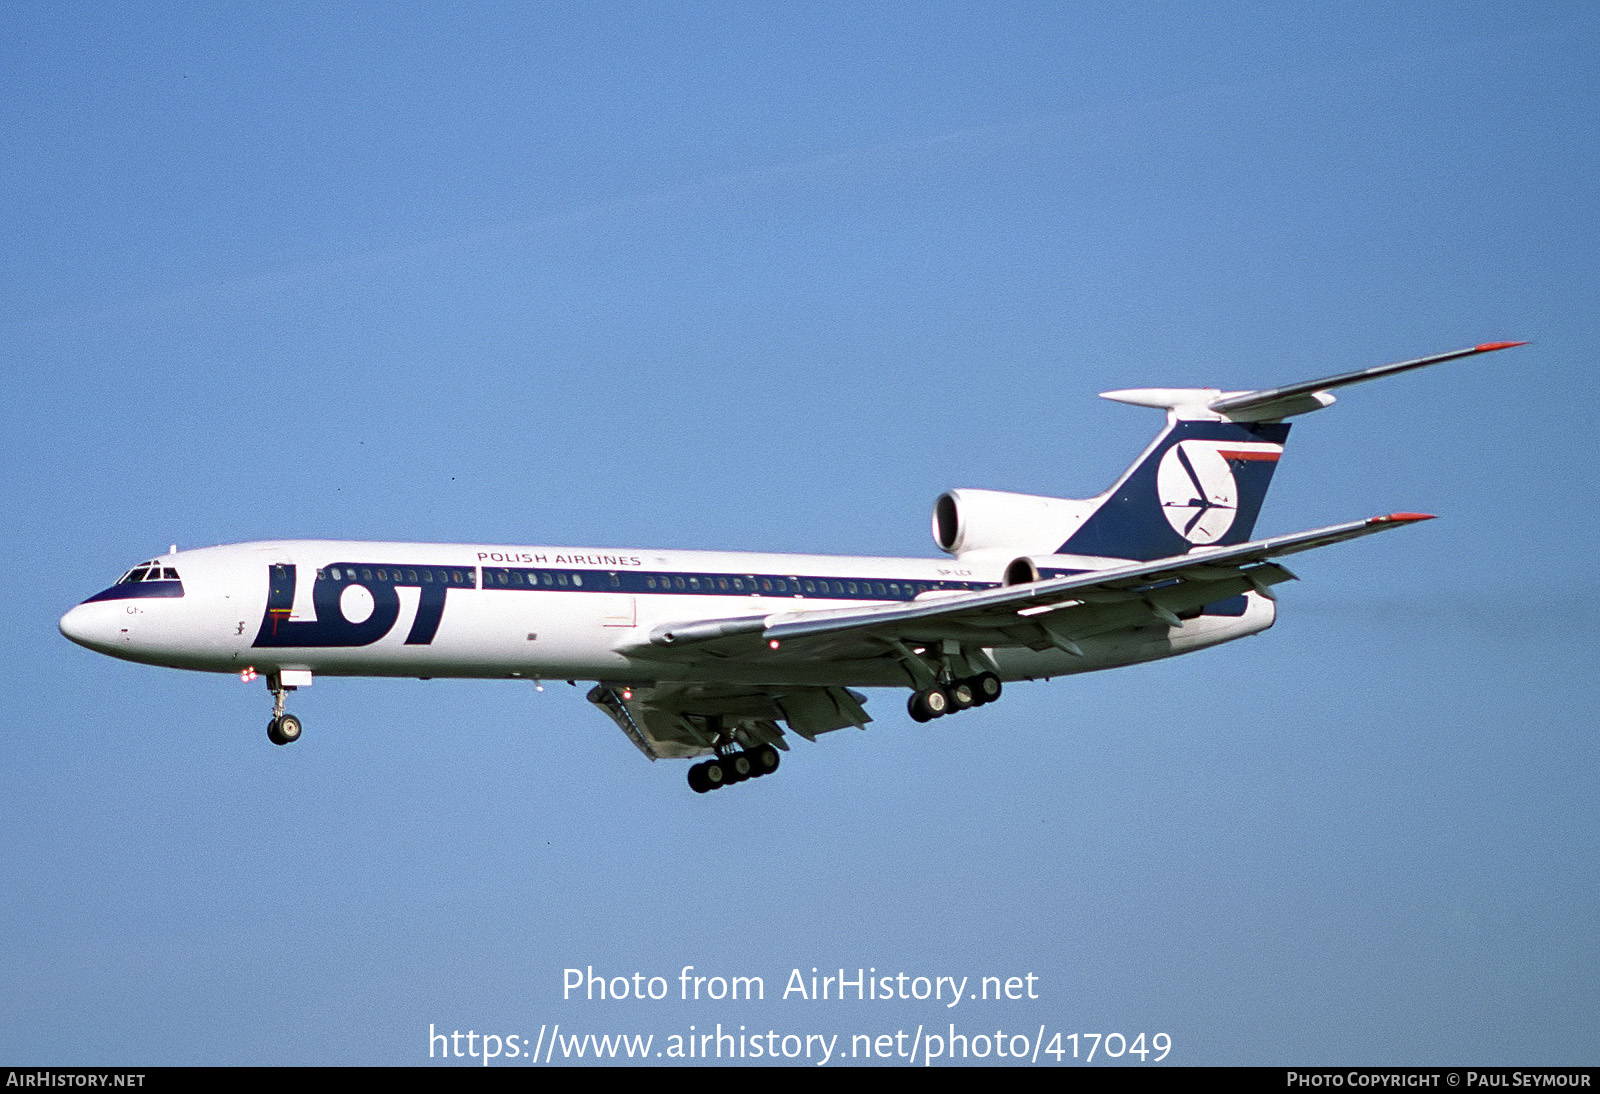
xmin=1207 ymin=342 xmax=1525 ymax=420
xmin=1102 ymin=342 xmax=1524 ymax=422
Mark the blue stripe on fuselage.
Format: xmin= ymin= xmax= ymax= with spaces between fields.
xmin=479 ymin=566 xmax=986 ymax=600
xmin=82 ymin=580 xmax=184 ymax=603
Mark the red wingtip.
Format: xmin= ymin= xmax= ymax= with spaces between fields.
xmin=1475 ymin=341 xmax=1528 ymax=352
xmin=1373 ymin=512 xmax=1435 ymax=523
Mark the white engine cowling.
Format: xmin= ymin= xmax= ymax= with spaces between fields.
xmin=932 ymin=489 xmax=1095 ymax=558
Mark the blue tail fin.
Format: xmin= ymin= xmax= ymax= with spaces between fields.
xmin=1057 ymin=342 xmax=1526 ymax=561
xmin=1058 ymin=418 xmax=1290 ymax=561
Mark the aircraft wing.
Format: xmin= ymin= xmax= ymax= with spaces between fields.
xmin=593 ymin=513 xmax=1431 ymax=758
xmin=626 ymin=512 xmax=1434 ymax=670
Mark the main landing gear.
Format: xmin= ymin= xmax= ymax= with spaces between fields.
xmin=907 ymin=672 xmax=1001 ymax=723
xmin=265 ymin=674 xmax=303 ymax=746
xmin=688 ymin=744 xmax=781 ymax=794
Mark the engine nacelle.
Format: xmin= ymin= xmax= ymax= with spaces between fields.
xmin=1003 ymin=555 xmax=1041 ymax=586
xmin=1001 ymin=553 xmax=1126 ymax=585
xmin=932 ymin=489 xmax=1095 ymax=558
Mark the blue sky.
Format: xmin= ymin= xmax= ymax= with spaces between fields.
xmin=3 ymin=2 xmax=1596 ymax=1065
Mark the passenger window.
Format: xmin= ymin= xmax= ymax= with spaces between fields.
xmin=557 ymin=573 xmax=568 ymax=586
xmin=407 ymin=570 xmax=417 ymax=582
xmin=732 ymin=578 xmax=744 ymax=591
xmin=646 ymin=576 xmax=656 ymax=589
xmin=573 ymin=574 xmax=583 ymax=587
xmin=674 ymin=576 xmax=686 ymax=590
xmin=361 ymin=569 xmax=372 ymax=580
xmin=847 ymin=582 xmax=857 ymax=594
xmin=610 ymin=574 xmax=620 ymax=588
xmin=688 ymin=576 xmax=700 ymax=590
xmin=542 ymin=573 xmax=553 ymax=586
xmin=718 ymin=578 xmax=729 ymax=591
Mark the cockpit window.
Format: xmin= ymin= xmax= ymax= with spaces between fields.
xmin=115 ymin=562 xmax=179 ymax=585
xmin=83 ymin=560 xmax=186 ymax=604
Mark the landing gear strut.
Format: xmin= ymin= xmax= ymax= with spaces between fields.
xmin=265 ymin=673 xmax=303 ymax=746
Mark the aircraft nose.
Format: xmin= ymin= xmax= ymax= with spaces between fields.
xmin=59 ymin=602 xmax=117 ymax=652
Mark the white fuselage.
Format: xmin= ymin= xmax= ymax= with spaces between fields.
xmin=59 ymin=539 xmax=1276 ymax=688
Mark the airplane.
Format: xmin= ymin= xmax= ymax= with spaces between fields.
xmin=59 ymin=341 xmax=1523 ymax=792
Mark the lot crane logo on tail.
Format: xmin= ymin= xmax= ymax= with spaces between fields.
xmin=1157 ymin=441 xmax=1239 ymax=544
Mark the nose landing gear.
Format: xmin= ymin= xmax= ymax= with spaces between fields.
xmin=264 ymin=673 xmax=303 ymax=746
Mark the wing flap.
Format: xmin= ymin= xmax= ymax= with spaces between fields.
xmin=587 ymin=681 xmax=868 ymax=759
